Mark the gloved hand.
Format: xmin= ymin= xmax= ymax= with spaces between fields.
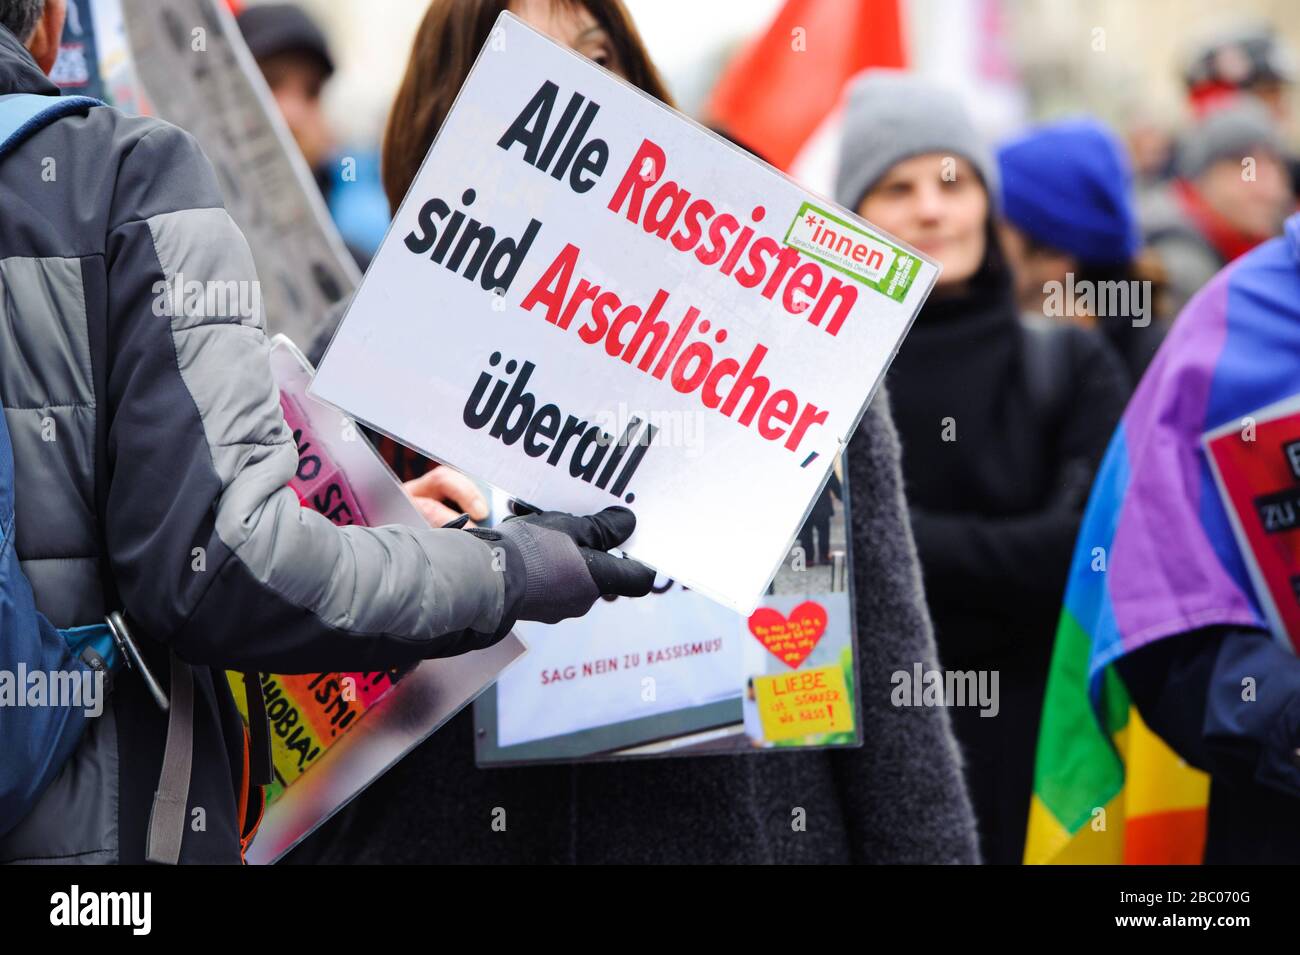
xmin=467 ymin=505 xmax=655 ymax=638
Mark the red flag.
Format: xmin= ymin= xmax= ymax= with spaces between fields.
xmin=707 ymin=0 xmax=905 ymax=170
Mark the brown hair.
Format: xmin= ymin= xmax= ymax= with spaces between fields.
xmin=382 ymin=0 xmax=673 ymax=214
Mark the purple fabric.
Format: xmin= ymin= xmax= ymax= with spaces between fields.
xmin=1107 ymin=268 xmax=1261 ymax=654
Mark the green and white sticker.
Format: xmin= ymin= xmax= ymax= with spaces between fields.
xmin=783 ymin=201 xmax=921 ymax=303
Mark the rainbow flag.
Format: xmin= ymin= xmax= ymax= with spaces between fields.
xmin=1026 ymin=214 xmax=1300 ymax=864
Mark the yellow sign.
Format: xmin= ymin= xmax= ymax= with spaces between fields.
xmin=753 ymin=664 xmax=853 ymax=742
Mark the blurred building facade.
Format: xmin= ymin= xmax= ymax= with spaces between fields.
xmin=263 ymin=0 xmax=1300 ymax=170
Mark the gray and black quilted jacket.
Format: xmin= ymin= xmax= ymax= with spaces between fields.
xmin=0 ymin=25 xmax=504 ymax=864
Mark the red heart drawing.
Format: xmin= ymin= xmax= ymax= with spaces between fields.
xmin=747 ymin=601 xmax=828 ymax=668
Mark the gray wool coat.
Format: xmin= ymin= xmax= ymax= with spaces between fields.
xmin=286 ymin=386 xmax=980 ymax=865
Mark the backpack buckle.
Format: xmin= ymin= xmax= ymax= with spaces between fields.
xmin=106 ymin=611 xmax=170 ymax=712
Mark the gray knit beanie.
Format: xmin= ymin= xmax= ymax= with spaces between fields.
xmin=1175 ymin=99 xmax=1283 ymax=179
xmin=832 ymin=70 xmax=999 ymax=214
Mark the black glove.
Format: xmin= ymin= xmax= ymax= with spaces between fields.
xmin=467 ymin=505 xmax=654 ymax=638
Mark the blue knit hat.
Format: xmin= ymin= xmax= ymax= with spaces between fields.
xmin=997 ymin=118 xmax=1140 ymax=266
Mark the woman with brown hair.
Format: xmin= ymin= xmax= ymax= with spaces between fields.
xmin=292 ymin=0 xmax=979 ymax=864
xmin=383 ymin=0 xmax=671 ymax=219
xmin=307 ymin=0 xmax=673 ymax=502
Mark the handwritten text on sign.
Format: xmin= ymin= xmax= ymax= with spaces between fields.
xmin=748 ymin=600 xmax=828 ymax=668
xmin=753 ymin=664 xmax=852 ymax=742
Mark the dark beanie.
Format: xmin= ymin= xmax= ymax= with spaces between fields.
xmin=1174 ymin=98 xmax=1282 ymax=179
xmin=236 ymin=3 xmax=334 ymax=78
xmin=997 ymin=118 xmax=1139 ymax=266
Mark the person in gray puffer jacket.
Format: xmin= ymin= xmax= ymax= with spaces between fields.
xmin=286 ymin=385 xmax=980 ymax=865
xmin=0 ymin=0 xmax=650 ymax=865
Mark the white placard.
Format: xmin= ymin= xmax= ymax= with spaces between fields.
xmin=311 ymin=12 xmax=937 ymax=613
xmin=497 ymin=586 xmax=739 ymax=747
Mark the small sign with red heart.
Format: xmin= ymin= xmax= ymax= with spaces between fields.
xmin=747 ymin=600 xmax=828 ymax=668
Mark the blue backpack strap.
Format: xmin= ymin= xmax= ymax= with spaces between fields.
xmin=0 ymin=93 xmax=102 ymax=161
xmin=60 ymin=622 xmax=120 ymax=672
xmin=0 ymin=387 xmax=114 ymax=829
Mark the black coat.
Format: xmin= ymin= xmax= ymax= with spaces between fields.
xmin=884 ymin=272 xmax=1130 ymax=863
xmin=1117 ymin=626 xmax=1300 ymax=863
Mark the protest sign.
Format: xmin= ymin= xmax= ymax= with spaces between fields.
xmin=237 ymin=337 xmax=525 ymax=864
xmin=119 ymin=0 xmax=359 ymax=346
xmin=310 ymin=11 xmax=937 ymax=613
xmin=82 ymin=0 xmax=145 ymax=112
xmin=1204 ymin=394 xmax=1300 ymax=654
xmin=474 ymin=463 xmax=858 ymax=764
xmin=753 ymin=664 xmax=853 ymax=742
xmin=51 ymin=0 xmax=107 ymax=101
xmin=54 ymin=0 xmax=147 ymax=113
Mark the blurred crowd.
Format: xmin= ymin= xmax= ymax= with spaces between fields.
xmin=236 ymin=1 xmax=1300 ymax=865
xmin=4 ymin=0 xmax=1299 ymax=866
